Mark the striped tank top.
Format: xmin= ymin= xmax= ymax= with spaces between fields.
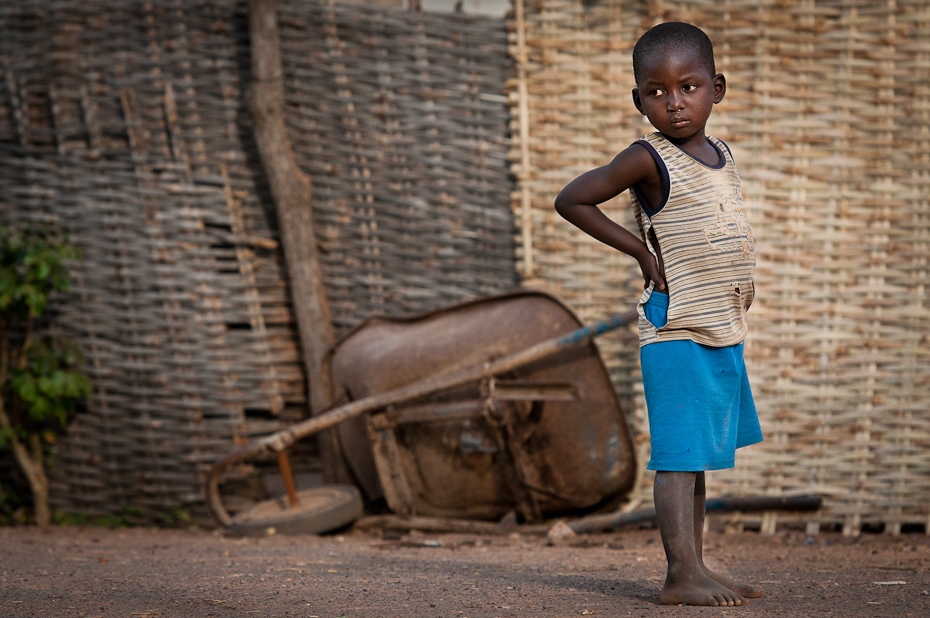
xmin=631 ymin=132 xmax=755 ymax=348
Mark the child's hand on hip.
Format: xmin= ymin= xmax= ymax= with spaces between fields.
xmin=639 ymin=254 xmax=667 ymax=291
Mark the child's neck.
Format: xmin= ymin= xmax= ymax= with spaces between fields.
xmin=663 ymin=131 xmax=719 ymax=167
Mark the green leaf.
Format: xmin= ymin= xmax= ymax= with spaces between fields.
xmin=26 ymin=394 xmax=52 ymax=421
xmin=51 ymin=268 xmax=71 ymax=291
xmin=62 ymin=372 xmax=92 ymax=398
xmin=34 ymin=257 xmax=52 ymax=282
xmin=38 ymin=372 xmax=65 ymax=398
xmin=11 ymin=372 xmax=38 ymax=402
xmin=14 ymin=283 xmax=47 ymax=316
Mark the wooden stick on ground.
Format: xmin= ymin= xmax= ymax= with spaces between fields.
xmin=352 ymin=496 xmax=823 ymax=537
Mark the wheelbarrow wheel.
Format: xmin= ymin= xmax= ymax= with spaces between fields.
xmin=227 ymin=485 xmax=363 ymax=537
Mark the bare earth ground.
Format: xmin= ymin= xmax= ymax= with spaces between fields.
xmin=1 ymin=525 xmax=928 ymax=617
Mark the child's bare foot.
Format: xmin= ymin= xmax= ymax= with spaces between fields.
xmin=703 ymin=567 xmax=763 ymax=598
xmin=660 ymin=572 xmax=746 ymax=606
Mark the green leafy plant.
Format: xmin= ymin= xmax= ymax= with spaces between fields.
xmin=0 ymin=226 xmax=90 ymax=526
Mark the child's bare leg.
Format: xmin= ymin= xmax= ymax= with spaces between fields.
xmin=654 ymin=471 xmax=744 ymax=606
xmin=693 ymin=473 xmax=763 ymax=598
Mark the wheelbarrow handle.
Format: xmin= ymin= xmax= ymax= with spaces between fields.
xmin=206 ymin=308 xmax=639 ymax=526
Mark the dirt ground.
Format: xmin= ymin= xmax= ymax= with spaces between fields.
xmin=1 ymin=523 xmax=928 ymax=617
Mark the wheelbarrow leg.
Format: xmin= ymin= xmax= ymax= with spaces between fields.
xmin=365 ymin=413 xmax=417 ymax=517
xmin=277 ymin=449 xmax=300 ymax=508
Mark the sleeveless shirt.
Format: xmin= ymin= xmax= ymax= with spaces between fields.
xmin=631 ymin=132 xmax=756 ymax=348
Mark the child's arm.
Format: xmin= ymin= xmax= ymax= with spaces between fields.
xmin=554 ymin=144 xmax=666 ymax=291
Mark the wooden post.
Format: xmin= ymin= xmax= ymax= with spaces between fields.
xmin=246 ymin=0 xmax=348 ymax=483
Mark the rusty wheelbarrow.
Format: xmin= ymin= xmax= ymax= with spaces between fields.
xmin=207 ymin=291 xmax=639 ymax=534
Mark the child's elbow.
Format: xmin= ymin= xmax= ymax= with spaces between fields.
xmin=553 ymin=192 xmax=572 ymax=219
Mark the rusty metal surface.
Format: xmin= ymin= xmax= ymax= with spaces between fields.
xmin=204 ymin=302 xmax=636 ymax=527
xmin=331 ymin=291 xmax=636 ymax=521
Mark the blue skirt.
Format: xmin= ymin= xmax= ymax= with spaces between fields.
xmin=641 ymin=291 xmax=763 ymax=471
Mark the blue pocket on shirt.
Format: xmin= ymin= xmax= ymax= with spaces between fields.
xmin=643 ymin=290 xmax=669 ymax=329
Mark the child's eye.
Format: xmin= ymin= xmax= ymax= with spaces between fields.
xmin=683 ymin=84 xmax=699 ymax=92
xmin=651 ymin=88 xmax=666 ymax=96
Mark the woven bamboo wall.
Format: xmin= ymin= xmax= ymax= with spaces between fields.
xmin=278 ymin=3 xmax=517 ymax=329
xmin=0 ymin=0 xmax=516 ymax=518
xmin=509 ymin=0 xmax=930 ymax=533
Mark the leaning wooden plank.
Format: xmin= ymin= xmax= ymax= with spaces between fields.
xmin=246 ymin=0 xmax=346 ymax=482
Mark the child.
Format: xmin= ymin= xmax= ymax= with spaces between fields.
xmin=554 ymin=22 xmax=764 ymax=607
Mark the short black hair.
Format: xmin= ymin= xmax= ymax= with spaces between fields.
xmin=632 ymin=22 xmax=716 ymax=85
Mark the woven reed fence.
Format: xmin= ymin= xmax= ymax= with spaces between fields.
xmin=0 ymin=0 xmax=516 ymax=519
xmin=508 ymin=0 xmax=930 ymax=534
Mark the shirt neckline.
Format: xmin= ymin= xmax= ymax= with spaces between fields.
xmin=657 ymin=133 xmax=726 ymax=169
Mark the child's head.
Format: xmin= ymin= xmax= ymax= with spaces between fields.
xmin=632 ymin=22 xmax=716 ymax=87
xmin=630 ymin=22 xmax=725 ymax=141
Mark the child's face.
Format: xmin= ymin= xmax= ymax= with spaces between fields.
xmin=631 ymin=48 xmax=726 ymax=142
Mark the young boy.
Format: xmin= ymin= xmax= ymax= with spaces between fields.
xmin=554 ymin=22 xmax=764 ymax=607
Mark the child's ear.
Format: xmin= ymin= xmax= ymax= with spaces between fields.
xmin=631 ymin=88 xmax=646 ymax=115
xmin=713 ymin=73 xmax=727 ymax=104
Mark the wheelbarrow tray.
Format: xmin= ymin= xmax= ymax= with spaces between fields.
xmin=331 ymin=290 xmax=636 ymax=521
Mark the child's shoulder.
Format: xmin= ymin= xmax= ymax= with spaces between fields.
xmin=625 ymin=134 xmax=667 ymax=178
xmin=604 ymin=137 xmax=662 ymax=179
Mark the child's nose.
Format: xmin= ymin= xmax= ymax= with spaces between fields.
xmin=667 ymin=94 xmax=684 ymax=111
